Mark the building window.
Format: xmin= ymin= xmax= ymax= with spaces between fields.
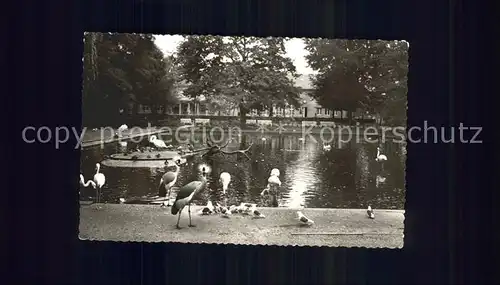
xmin=325 ymin=109 xmax=330 ymax=115
xmin=316 ymin=108 xmax=322 ymax=115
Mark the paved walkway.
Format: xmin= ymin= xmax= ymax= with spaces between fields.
xmin=79 ymin=204 xmax=404 ymax=248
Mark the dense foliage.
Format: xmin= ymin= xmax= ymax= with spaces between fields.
xmin=82 ymin=32 xmax=178 ymax=127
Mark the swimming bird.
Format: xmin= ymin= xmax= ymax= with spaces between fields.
xmin=297 ymin=211 xmax=314 ymax=226
xmin=118 ymin=124 xmax=128 ymax=132
xmin=219 ymin=172 xmax=231 ymax=196
xmin=375 ymin=175 xmax=386 ymax=188
xmin=93 ymin=163 xmax=106 ymax=203
xmin=157 ymin=158 xmax=182 ymax=206
xmin=252 ymin=209 xmax=265 ymax=219
xmin=149 ymin=135 xmax=168 ymax=149
xmin=171 ymin=169 xmax=208 ymax=229
xmin=367 ymin=206 xmax=375 ymax=219
xmin=375 ymin=147 xmax=388 ymax=162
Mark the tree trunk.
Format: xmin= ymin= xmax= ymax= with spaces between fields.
xmin=269 ymin=106 xmax=274 ymax=117
xmin=239 ymin=104 xmax=247 ymax=129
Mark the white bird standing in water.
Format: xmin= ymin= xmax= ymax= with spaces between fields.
xmin=171 ymin=167 xmax=208 ymax=229
xmin=93 ymin=163 xmax=106 ymax=203
xmin=149 ymin=135 xmax=168 ymax=149
xmin=367 ymin=206 xmax=375 ymax=219
xmin=297 ymin=211 xmax=314 ymax=226
xmin=158 ymin=158 xmax=182 ymax=207
xmin=219 ymin=172 xmax=231 ymax=195
xmin=375 ymin=147 xmax=388 ymax=162
xmin=79 ymin=174 xmax=96 ymax=188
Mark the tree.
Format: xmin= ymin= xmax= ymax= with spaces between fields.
xmin=82 ymin=33 xmax=179 ymax=127
xmin=304 ymin=39 xmax=408 ymax=125
xmin=175 ymin=35 xmax=301 ymax=127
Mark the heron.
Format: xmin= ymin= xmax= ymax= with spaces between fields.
xmin=171 ymin=167 xmax=208 ymax=229
xmin=158 ymin=158 xmax=182 ymax=207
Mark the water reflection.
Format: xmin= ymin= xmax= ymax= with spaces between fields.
xmin=80 ymin=132 xmax=406 ymax=209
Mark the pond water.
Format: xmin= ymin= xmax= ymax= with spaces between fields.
xmin=79 ymin=132 xmax=406 ymax=209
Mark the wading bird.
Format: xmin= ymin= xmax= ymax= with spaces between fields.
xmin=79 ymin=174 xmax=96 ymax=188
xmin=93 ymin=163 xmax=106 ymax=203
xmin=219 ymin=172 xmax=231 ymax=196
xmin=171 ymin=168 xmax=208 ymax=229
xmin=375 ymin=147 xmax=388 ymax=162
xmin=367 ymin=206 xmax=375 ymax=219
xmin=149 ymin=135 xmax=168 ymax=149
xmin=297 ymin=211 xmax=314 ymax=226
xmin=158 ymin=158 xmax=182 ymax=207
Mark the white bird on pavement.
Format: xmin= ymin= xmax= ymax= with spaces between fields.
xmin=250 ymin=206 xmax=265 ymax=218
xmin=93 ymin=163 xmax=106 ymax=203
xmin=270 ymin=168 xmax=280 ymax=177
xmin=367 ymin=206 xmax=375 ymax=219
xmin=149 ymin=135 xmax=168 ymax=149
xmin=297 ymin=211 xmax=314 ymax=226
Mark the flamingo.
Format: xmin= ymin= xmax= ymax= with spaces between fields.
xmin=158 ymin=158 xmax=182 ymax=207
xmin=93 ymin=163 xmax=106 ymax=203
xmin=118 ymin=124 xmax=128 ymax=132
xmin=375 ymin=147 xmax=388 ymax=162
xmin=219 ymin=172 xmax=231 ymax=195
xmin=297 ymin=211 xmax=314 ymax=226
xmin=171 ymin=167 xmax=208 ymax=229
xmin=149 ymin=135 xmax=168 ymax=149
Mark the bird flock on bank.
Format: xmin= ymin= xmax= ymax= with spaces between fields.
xmin=80 ymin=133 xmax=387 ymax=229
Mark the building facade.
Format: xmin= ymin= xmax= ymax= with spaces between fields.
xmin=134 ymin=74 xmax=363 ymax=119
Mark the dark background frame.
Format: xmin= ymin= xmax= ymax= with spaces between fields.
xmin=5 ymin=0 xmax=491 ymax=284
